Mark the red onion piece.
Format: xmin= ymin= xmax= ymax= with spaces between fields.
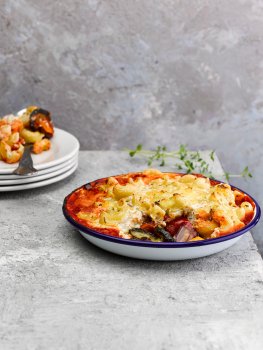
xmin=176 ymin=223 xmax=197 ymax=242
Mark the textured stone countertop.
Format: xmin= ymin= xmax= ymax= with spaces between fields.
xmin=1 ymin=151 xmax=263 ymax=350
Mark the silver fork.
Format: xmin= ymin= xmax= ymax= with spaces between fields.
xmin=13 ymin=144 xmax=38 ymax=176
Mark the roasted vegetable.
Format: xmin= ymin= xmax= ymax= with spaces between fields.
xmin=140 ymin=222 xmax=157 ymax=233
xmin=20 ymin=128 xmax=44 ymax=144
xmin=166 ymin=218 xmax=189 ymax=236
xmin=129 ymin=228 xmax=163 ymax=242
xmin=19 ymin=106 xmax=38 ymax=127
xmin=190 ymin=236 xmax=204 ymax=241
xmin=11 ymin=119 xmax=23 ymax=133
xmin=32 ymin=138 xmax=51 ymax=154
xmin=176 ymin=223 xmax=197 ymax=242
xmin=194 ymin=219 xmax=219 ymax=239
xmin=0 ymin=140 xmax=24 ymax=164
xmin=0 ymin=124 xmax=11 ymax=139
xmin=30 ymin=108 xmax=54 ymax=138
xmin=154 ymin=227 xmax=174 ymax=242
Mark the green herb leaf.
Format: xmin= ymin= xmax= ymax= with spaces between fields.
xmin=210 ymin=150 xmax=215 ymax=161
xmin=129 ymin=144 xmax=143 ymax=157
xmin=126 ymin=145 xmax=252 ymax=180
xmin=241 ymin=166 xmax=253 ymax=179
xmin=224 ymin=172 xmax=230 ymax=182
xmin=129 ymin=150 xmax=136 ymax=157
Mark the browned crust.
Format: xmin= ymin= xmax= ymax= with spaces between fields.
xmin=65 ymin=172 xmax=256 ymax=239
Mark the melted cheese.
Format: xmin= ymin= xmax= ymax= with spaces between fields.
xmin=74 ymin=170 xmax=254 ymax=238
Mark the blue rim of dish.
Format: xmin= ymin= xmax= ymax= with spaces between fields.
xmin=62 ymin=174 xmax=261 ymax=248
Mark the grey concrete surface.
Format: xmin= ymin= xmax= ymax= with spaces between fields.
xmin=0 ymin=1 xmax=262 ymax=251
xmin=1 ymin=151 xmax=263 ymax=350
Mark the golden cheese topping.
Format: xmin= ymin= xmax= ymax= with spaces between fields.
xmin=65 ymin=169 xmax=255 ymax=241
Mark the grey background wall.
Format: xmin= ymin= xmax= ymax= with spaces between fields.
xmin=1 ymin=0 xmax=262 ymax=253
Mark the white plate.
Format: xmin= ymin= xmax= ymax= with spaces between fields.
xmin=0 ymin=158 xmax=78 ymax=185
xmin=0 ymin=153 xmax=78 ymax=180
xmin=0 ymin=154 xmax=78 ymax=182
xmin=0 ymin=128 xmax=79 ymax=174
xmin=0 ymin=162 xmax=78 ymax=192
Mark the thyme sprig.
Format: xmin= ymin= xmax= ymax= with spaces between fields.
xmin=126 ymin=144 xmax=252 ymax=181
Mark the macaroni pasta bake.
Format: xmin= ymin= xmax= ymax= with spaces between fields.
xmin=65 ymin=169 xmax=255 ymax=242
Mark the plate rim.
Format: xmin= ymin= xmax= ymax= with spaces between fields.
xmin=0 ymin=158 xmax=78 ymax=185
xmin=62 ymin=174 xmax=261 ymax=248
xmin=0 ymin=154 xmax=78 ymax=181
xmin=0 ymin=162 xmax=78 ymax=191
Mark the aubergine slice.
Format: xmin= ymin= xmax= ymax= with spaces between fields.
xmin=30 ymin=108 xmax=54 ymax=138
xmin=129 ymin=228 xmax=163 ymax=242
xmin=154 ymin=227 xmax=175 ymax=242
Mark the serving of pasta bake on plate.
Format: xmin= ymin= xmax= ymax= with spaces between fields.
xmin=0 ymin=107 xmax=79 ymax=191
xmin=63 ymin=169 xmax=260 ymax=260
xmin=0 ymin=106 xmax=54 ymax=164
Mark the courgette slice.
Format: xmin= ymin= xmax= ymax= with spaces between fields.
xmin=129 ymin=228 xmax=163 ymax=242
xmin=155 ymin=227 xmax=175 ymax=242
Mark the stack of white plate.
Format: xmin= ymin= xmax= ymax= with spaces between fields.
xmin=0 ymin=128 xmax=79 ymax=192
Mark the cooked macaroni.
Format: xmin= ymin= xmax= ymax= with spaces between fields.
xmin=65 ymin=169 xmax=255 ymax=242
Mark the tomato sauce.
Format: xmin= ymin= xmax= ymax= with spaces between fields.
xmin=65 ymin=172 xmax=256 ymax=240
